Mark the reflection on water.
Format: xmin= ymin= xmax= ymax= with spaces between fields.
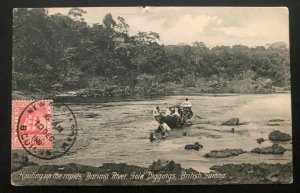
xmin=32 ymin=94 xmax=292 ymax=172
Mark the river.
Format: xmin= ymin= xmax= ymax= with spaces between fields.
xmin=32 ymin=93 xmax=292 ymax=172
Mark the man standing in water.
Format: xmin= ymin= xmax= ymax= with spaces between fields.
xmin=157 ymin=119 xmax=171 ymax=138
xmin=153 ymin=106 xmax=161 ymax=123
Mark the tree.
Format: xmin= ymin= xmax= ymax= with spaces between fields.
xmin=130 ymin=31 xmax=165 ymax=73
xmin=103 ymin=13 xmax=116 ymax=30
xmin=68 ymin=8 xmax=87 ymax=21
xmin=13 ymin=9 xmax=54 ymax=73
xmin=12 ymin=9 xmax=290 ymax=94
xmin=116 ymin=16 xmax=129 ymax=34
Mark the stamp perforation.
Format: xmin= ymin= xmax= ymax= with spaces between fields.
xmin=12 ymin=100 xmax=53 ymax=149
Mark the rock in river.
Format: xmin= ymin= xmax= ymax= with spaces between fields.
xmin=204 ymin=149 xmax=246 ymax=158
xmin=251 ymin=144 xmax=286 ymax=154
xmin=266 ymin=123 xmax=280 ymax=126
xmin=221 ymin=118 xmax=239 ymax=126
xmin=184 ymin=142 xmax=203 ymax=151
xmin=256 ymin=138 xmax=265 ymax=144
xmin=84 ymin=113 xmax=100 ymax=118
xmin=268 ymin=119 xmax=284 ymax=122
xmin=269 ymin=130 xmax=291 ymax=141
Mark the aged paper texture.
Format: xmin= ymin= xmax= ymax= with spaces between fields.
xmin=11 ymin=7 xmax=292 ymax=185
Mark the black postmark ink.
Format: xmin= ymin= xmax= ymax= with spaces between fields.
xmin=16 ymin=100 xmax=78 ymax=160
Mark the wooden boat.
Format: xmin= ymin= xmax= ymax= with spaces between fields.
xmin=150 ymin=106 xmax=193 ymax=141
xmin=158 ymin=106 xmax=193 ymax=128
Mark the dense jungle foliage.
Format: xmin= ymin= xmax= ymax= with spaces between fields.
xmin=12 ymin=8 xmax=290 ymax=97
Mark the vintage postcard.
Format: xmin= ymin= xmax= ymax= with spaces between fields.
xmin=11 ymin=7 xmax=292 ymax=185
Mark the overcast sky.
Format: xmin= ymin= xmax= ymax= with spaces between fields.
xmin=48 ymin=7 xmax=289 ymax=48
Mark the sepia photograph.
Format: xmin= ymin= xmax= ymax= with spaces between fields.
xmin=11 ymin=7 xmax=292 ymax=185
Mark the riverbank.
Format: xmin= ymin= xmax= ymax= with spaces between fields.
xmin=11 ymin=157 xmax=292 ymax=185
xmin=12 ymin=77 xmax=290 ymax=100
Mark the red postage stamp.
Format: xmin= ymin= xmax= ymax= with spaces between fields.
xmin=12 ymin=100 xmax=53 ymax=149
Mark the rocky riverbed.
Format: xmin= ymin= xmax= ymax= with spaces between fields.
xmin=11 ymin=93 xmax=292 ymax=185
xmin=12 ymin=124 xmax=293 ymax=185
xmin=11 ymin=156 xmax=292 ymax=185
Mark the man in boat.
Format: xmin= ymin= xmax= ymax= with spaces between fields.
xmin=159 ymin=106 xmax=179 ymax=128
xmin=181 ymin=98 xmax=192 ymax=108
xmin=165 ymin=107 xmax=172 ymax=116
xmin=173 ymin=107 xmax=181 ymax=117
xmin=179 ymin=98 xmax=193 ymax=120
xmin=153 ymin=106 xmax=161 ymax=123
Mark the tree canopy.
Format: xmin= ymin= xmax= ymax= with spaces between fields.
xmin=12 ymin=8 xmax=290 ymax=95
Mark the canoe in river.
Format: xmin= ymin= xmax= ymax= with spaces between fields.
xmin=157 ymin=106 xmax=193 ymax=128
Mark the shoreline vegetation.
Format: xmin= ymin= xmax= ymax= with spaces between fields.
xmin=12 ymin=8 xmax=290 ymax=100
xmin=12 ymin=81 xmax=290 ymax=101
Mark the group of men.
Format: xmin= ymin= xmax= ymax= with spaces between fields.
xmin=152 ymin=98 xmax=192 ymax=134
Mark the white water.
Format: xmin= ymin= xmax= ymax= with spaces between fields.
xmin=32 ymin=94 xmax=292 ymax=172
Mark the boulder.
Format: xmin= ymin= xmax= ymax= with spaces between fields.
xmin=266 ymin=123 xmax=280 ymax=126
xmin=149 ymin=160 xmax=181 ymax=173
xmin=204 ymin=149 xmax=246 ymax=158
xmin=184 ymin=142 xmax=203 ymax=151
xmin=210 ymin=162 xmax=292 ymax=184
xmin=268 ymin=119 xmax=284 ymax=122
xmin=84 ymin=113 xmax=100 ymax=118
xmin=251 ymin=144 xmax=286 ymax=154
xmin=256 ymin=138 xmax=265 ymax=144
xmin=269 ymin=130 xmax=291 ymax=141
xmin=221 ymin=118 xmax=239 ymax=126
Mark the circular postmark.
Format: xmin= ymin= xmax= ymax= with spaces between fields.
xmin=17 ymin=100 xmax=78 ymax=160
